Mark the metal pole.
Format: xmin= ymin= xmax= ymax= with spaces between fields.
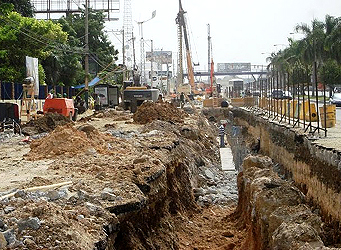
xmin=323 ymin=79 xmax=327 ymax=137
xmin=302 ymin=80 xmax=305 ymax=129
xmin=132 ymin=32 xmax=136 ymax=69
xmin=288 ymin=71 xmax=291 ymax=124
xmin=151 ymin=40 xmax=153 ymax=87
xmin=314 ymin=61 xmax=320 ymax=134
xmin=207 ymin=24 xmax=211 ymax=74
xmin=122 ymin=28 xmax=125 ymax=81
xmin=84 ymin=0 xmax=89 ymax=109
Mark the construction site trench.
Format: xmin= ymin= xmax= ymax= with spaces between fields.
xmin=0 ymin=102 xmax=341 ymax=249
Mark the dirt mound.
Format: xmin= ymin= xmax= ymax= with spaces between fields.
xmin=22 ymin=113 xmax=72 ymax=135
xmin=133 ymin=101 xmax=186 ymax=124
xmin=92 ymin=110 xmax=132 ymax=121
xmin=25 ymin=124 xmax=123 ymax=160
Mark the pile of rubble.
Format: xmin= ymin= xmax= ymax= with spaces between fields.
xmin=133 ymin=101 xmax=186 ymax=124
xmin=21 ymin=113 xmax=72 ymax=135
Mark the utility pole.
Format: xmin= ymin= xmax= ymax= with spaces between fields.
xmin=122 ymin=28 xmax=126 ymax=81
xmin=137 ymin=11 xmax=156 ymax=85
xmin=150 ymin=40 xmax=154 ymax=87
xmin=132 ymin=32 xmax=136 ymax=69
xmin=84 ymin=0 xmax=89 ymax=109
xmin=207 ymin=24 xmax=211 ymax=74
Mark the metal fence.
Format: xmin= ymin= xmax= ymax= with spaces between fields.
xmin=228 ymin=71 xmax=334 ymax=137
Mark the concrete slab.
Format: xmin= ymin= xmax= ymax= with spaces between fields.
xmin=220 ymin=147 xmax=235 ymax=171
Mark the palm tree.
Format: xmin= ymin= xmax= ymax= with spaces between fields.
xmin=325 ymin=15 xmax=341 ymax=63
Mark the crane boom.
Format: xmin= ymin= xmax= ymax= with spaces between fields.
xmin=176 ymin=0 xmax=195 ymax=92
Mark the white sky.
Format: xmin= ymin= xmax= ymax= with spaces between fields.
xmin=106 ymin=0 xmax=341 ymax=71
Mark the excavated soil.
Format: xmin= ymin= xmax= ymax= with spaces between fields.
xmin=133 ymin=101 xmax=186 ymax=124
xmin=25 ymin=124 xmax=128 ymax=161
xmin=21 ymin=112 xmax=72 ymax=135
xmin=0 ymin=107 xmax=246 ymax=250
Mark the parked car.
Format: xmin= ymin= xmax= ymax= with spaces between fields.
xmin=329 ymin=93 xmax=341 ymax=106
xmin=271 ymin=89 xmax=284 ymax=99
xmin=282 ymin=91 xmax=293 ymax=100
xmin=271 ymin=89 xmax=292 ymax=100
xmin=252 ymin=91 xmax=261 ymax=97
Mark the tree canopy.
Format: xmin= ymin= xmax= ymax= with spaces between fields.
xmin=268 ymin=15 xmax=341 ymax=90
xmin=0 ymin=5 xmax=119 ymax=87
xmin=0 ymin=5 xmax=67 ymax=83
xmin=0 ymin=0 xmax=34 ymax=17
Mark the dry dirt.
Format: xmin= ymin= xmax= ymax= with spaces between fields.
xmin=0 ymin=105 xmax=246 ymax=249
xmin=174 ymin=205 xmax=246 ymax=250
xmin=133 ymin=101 xmax=187 ymax=124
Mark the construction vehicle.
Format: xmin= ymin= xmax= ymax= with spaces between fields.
xmin=43 ymin=98 xmax=78 ymax=121
xmin=122 ymin=81 xmax=159 ymax=113
xmin=176 ymin=0 xmax=201 ymax=95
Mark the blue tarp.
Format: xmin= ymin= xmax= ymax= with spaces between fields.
xmin=72 ymin=77 xmax=101 ymax=89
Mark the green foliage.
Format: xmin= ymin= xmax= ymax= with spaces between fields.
xmin=269 ymin=14 xmax=341 ymax=88
xmin=38 ymin=63 xmax=46 ymax=85
xmin=63 ymin=9 xmax=118 ymax=75
xmin=0 ymin=0 xmax=34 ymax=17
xmin=319 ymin=59 xmax=341 ymax=88
xmin=291 ymin=62 xmax=311 ymax=86
xmin=0 ymin=9 xmax=68 ymax=83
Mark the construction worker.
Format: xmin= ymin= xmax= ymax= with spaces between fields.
xmin=219 ymin=124 xmax=225 ymax=148
xmin=180 ymin=92 xmax=185 ymax=108
xmin=46 ymin=90 xmax=54 ymax=99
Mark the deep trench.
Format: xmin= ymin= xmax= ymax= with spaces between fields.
xmin=102 ymin=107 xmax=341 ymax=249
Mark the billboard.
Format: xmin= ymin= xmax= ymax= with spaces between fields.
xmin=217 ymin=63 xmax=251 ymax=73
xmin=146 ymin=51 xmax=172 ymax=64
xmin=26 ymin=56 xmax=39 ymax=96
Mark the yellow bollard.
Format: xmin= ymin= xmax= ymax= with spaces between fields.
xmin=305 ymin=103 xmax=318 ymax=122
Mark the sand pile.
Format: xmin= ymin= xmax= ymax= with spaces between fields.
xmin=133 ymin=101 xmax=186 ymax=124
xmin=22 ymin=113 xmax=72 ymax=135
xmin=25 ymin=124 xmax=126 ymax=160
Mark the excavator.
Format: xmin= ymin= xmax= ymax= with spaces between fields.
xmin=176 ymin=0 xmax=201 ymax=95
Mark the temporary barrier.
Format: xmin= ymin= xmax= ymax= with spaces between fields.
xmin=288 ymin=100 xmax=297 ymax=117
xmin=259 ymin=97 xmax=267 ymax=108
xmin=230 ymin=98 xmax=244 ymax=107
xmin=304 ymin=103 xmax=318 ymax=122
xmin=244 ymin=97 xmax=255 ymax=106
xmin=319 ymin=105 xmax=336 ymax=128
xmin=203 ymin=98 xmax=223 ymax=107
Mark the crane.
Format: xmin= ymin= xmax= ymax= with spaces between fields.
xmin=176 ymin=0 xmax=197 ymax=94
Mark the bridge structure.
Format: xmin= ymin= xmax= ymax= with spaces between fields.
xmin=184 ymin=70 xmax=267 ymax=77
xmin=183 ymin=70 xmax=268 ymax=81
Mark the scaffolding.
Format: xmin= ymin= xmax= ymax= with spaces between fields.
xmin=123 ymin=0 xmax=133 ymax=70
xmin=31 ymin=0 xmax=119 ymax=19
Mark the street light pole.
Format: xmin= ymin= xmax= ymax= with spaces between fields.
xmin=137 ymin=10 xmax=156 ymax=85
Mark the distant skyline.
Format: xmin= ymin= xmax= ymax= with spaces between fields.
xmin=106 ymin=0 xmax=341 ymax=71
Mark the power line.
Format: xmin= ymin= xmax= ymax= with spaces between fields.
xmin=1 ymin=13 xmax=118 ymax=72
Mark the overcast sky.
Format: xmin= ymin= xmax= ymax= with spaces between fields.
xmin=106 ymin=0 xmax=341 ymax=71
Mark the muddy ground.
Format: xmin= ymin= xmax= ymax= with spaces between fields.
xmin=0 ymin=102 xmax=246 ymax=249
